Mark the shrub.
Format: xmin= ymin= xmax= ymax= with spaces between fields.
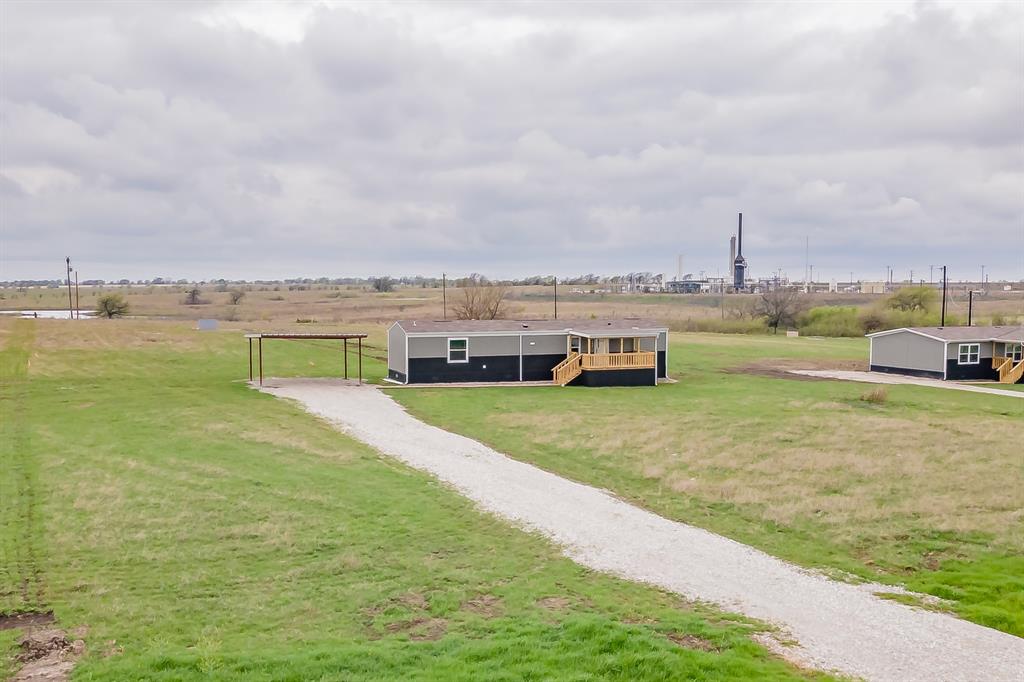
xmin=95 ymin=294 xmax=130 ymax=318
xmin=670 ymin=318 xmax=769 ymax=334
xmin=860 ymin=387 xmax=889 ymax=404
xmin=371 ymin=277 xmax=394 ymax=293
xmin=858 ymin=309 xmax=887 ymax=334
xmin=183 ymin=288 xmax=209 ymax=305
xmin=799 ymin=307 xmax=862 ymax=337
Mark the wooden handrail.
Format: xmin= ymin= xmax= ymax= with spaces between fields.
xmin=1001 ymin=359 xmax=1024 ymax=384
xmin=580 ymin=352 xmax=656 ymax=370
xmin=552 ymin=352 xmax=583 ymax=386
xmin=995 ymin=356 xmax=1013 ymax=382
xmin=993 ymin=356 xmax=1009 ymax=369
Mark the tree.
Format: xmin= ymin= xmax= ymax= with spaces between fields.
xmin=886 ymin=286 xmax=936 ymax=313
xmin=754 ymin=287 xmax=804 ymax=333
xmin=453 ymin=282 xmax=509 ymax=320
xmin=228 ymin=290 xmax=245 ymax=305
xmin=95 ymin=294 xmax=129 ymax=318
xmin=183 ymin=288 xmax=207 ymax=305
xmin=371 ymin=276 xmax=394 ymax=293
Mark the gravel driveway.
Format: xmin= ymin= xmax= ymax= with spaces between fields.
xmin=791 ymin=369 xmax=1024 ymax=398
xmin=260 ymin=378 xmax=1024 ymax=681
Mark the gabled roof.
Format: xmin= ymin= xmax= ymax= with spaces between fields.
xmin=866 ymin=326 xmax=1024 ymax=342
xmin=394 ymin=318 xmax=666 ymax=336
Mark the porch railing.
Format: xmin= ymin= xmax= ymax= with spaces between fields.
xmin=581 ymin=351 xmax=656 ymax=370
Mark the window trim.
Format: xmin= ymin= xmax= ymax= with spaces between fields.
xmin=447 ymin=337 xmax=469 ymax=364
xmin=957 ymin=343 xmax=980 ymax=365
xmin=1008 ymin=343 xmax=1023 ymax=363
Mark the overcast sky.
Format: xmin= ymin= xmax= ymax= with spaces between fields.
xmin=2 ymin=0 xmax=1022 ymax=282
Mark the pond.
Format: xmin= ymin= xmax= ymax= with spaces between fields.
xmin=0 ymin=309 xmax=94 ymax=319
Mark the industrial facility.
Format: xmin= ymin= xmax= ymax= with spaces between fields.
xmin=665 ymin=212 xmax=758 ymax=294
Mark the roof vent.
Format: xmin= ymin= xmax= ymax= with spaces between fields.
xmin=412 ymin=321 xmax=417 ymax=326
xmin=522 ymin=323 xmax=529 ymax=328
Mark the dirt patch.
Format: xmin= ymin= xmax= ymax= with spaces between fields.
xmin=725 ymin=357 xmax=866 ymax=381
xmin=536 ymin=596 xmax=572 ymax=611
xmin=0 ymin=612 xmax=55 ymax=631
xmin=463 ymin=594 xmax=503 ymax=618
xmin=14 ymin=628 xmax=84 ymax=682
xmin=666 ymin=632 xmax=721 ymax=652
xmin=385 ymin=617 xmax=448 ymax=641
xmin=396 ymin=591 xmax=429 ymax=610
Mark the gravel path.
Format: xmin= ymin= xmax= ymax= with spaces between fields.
xmin=791 ymin=369 xmax=1024 ymax=399
xmin=260 ymin=379 xmax=1024 ymax=681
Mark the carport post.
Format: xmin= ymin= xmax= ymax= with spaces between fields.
xmin=344 ymin=338 xmax=349 ymax=379
xmin=258 ymin=336 xmax=263 ymax=386
xmin=358 ymin=337 xmax=363 ymax=384
xmin=248 ymin=337 xmax=253 ymax=381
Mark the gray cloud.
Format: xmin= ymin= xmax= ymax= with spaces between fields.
xmin=1 ymin=0 xmax=1021 ymax=282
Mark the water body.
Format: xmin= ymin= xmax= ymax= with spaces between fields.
xmin=0 ymin=310 xmax=94 ymax=319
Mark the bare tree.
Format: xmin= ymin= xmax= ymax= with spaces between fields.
xmin=371 ymin=276 xmax=394 ymax=293
xmin=228 ymin=290 xmax=245 ymax=305
xmin=452 ymin=282 xmax=509 ymax=320
xmin=754 ymin=287 xmax=805 ymax=333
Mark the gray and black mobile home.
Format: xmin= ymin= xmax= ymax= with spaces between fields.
xmin=387 ymin=318 xmax=669 ymax=386
xmin=867 ymin=326 xmax=1024 ymax=383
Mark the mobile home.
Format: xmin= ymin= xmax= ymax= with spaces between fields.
xmin=387 ymin=318 xmax=669 ymax=386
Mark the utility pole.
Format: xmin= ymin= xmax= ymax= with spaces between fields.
xmin=909 ymin=269 xmax=913 ymax=284
xmin=804 ymin=236 xmax=809 ymax=293
xmin=553 ymin=276 xmax=558 ymax=320
xmin=65 ymin=257 xmax=73 ymax=319
xmin=941 ymin=266 xmax=947 ymax=327
xmin=74 ymin=270 xmax=80 ymax=319
xmin=968 ymin=290 xmax=975 ymax=327
xmin=980 ymin=265 xmax=985 ymax=291
xmin=442 ymin=273 xmax=447 ymax=320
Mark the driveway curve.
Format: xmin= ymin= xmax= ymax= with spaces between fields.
xmin=260 ymin=378 xmax=1024 ymax=682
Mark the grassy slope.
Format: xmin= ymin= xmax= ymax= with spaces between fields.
xmin=391 ymin=333 xmax=1024 ymax=636
xmin=0 ymin=319 xmax=822 ymax=681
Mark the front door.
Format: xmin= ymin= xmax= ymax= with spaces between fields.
xmin=570 ymin=335 xmax=581 ymax=355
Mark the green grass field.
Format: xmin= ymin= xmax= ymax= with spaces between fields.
xmin=390 ymin=334 xmax=1024 ymax=637
xmin=1 ymin=319 xmax=824 ymax=680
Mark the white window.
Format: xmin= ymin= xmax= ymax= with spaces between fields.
xmin=1009 ymin=343 xmax=1023 ymax=363
xmin=447 ymin=338 xmax=468 ymax=363
xmin=957 ymin=343 xmax=980 ymax=365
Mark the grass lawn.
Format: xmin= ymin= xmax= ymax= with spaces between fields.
xmin=0 ymin=318 xmax=823 ymax=680
xmin=390 ymin=333 xmax=1024 ymax=637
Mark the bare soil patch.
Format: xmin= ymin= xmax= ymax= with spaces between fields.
xmin=666 ymin=632 xmax=721 ymax=652
xmin=13 ymin=627 xmax=84 ymax=682
xmin=724 ymin=357 xmax=866 ymax=381
xmin=385 ymin=617 xmax=448 ymax=641
xmin=0 ymin=612 xmax=55 ymax=631
xmin=462 ymin=594 xmax=503 ymax=618
xmin=536 ymin=596 xmax=572 ymax=611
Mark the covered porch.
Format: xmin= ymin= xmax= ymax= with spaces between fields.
xmin=553 ymin=332 xmax=658 ymax=385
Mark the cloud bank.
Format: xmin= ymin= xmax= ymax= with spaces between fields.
xmin=2 ymin=1 xmax=1022 ymax=281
